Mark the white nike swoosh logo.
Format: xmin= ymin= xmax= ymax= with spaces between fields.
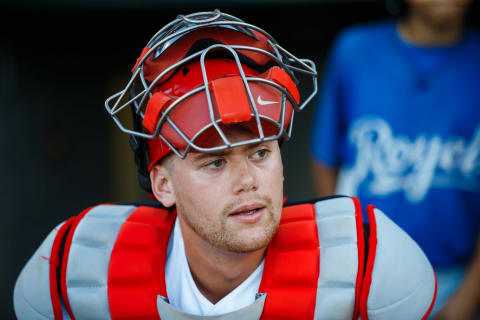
xmin=257 ymin=96 xmax=279 ymax=105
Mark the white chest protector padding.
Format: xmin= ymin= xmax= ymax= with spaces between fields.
xmin=66 ymin=205 xmax=137 ymax=320
xmin=366 ymin=208 xmax=436 ymax=320
xmin=13 ymin=222 xmax=65 ymax=319
xmin=313 ymin=197 xmax=359 ymax=320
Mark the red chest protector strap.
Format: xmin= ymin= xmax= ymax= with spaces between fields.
xmin=108 ymin=206 xmax=176 ymax=319
xmin=259 ymin=204 xmax=319 ymax=320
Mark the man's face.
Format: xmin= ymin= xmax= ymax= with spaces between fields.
xmin=156 ymin=127 xmax=284 ymax=254
xmin=407 ymin=0 xmax=471 ymax=29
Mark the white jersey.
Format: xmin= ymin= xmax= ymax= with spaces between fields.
xmin=165 ymin=219 xmax=264 ymax=316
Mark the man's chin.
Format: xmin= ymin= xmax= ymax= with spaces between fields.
xmin=220 ymin=237 xmax=271 ymax=254
xmin=220 ymin=223 xmax=279 ymax=254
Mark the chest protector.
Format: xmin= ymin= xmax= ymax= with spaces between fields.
xmin=14 ymin=196 xmax=436 ymax=320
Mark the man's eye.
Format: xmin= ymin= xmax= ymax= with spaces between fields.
xmin=206 ymin=159 xmax=225 ymax=169
xmin=253 ymin=149 xmax=269 ymax=160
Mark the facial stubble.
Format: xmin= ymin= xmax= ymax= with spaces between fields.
xmin=177 ymin=195 xmax=281 ymax=253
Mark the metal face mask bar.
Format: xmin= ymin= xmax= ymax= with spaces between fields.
xmin=105 ymin=10 xmax=318 ymax=159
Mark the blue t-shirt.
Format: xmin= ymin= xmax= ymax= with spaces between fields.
xmin=310 ymin=20 xmax=480 ymax=268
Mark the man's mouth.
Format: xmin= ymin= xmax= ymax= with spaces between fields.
xmin=231 ymin=208 xmax=261 ymax=216
xmin=229 ymin=204 xmax=264 ymax=216
xmin=227 ymin=202 xmax=269 ymax=224
xmin=244 ymin=209 xmax=259 ymax=215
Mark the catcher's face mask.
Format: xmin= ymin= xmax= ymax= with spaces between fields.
xmin=105 ymin=10 xmax=317 ymax=169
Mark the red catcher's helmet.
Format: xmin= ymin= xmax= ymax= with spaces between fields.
xmin=105 ymin=10 xmax=317 ymax=191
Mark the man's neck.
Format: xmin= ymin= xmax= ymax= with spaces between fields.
xmin=179 ymin=221 xmax=266 ymax=304
xmin=398 ymin=14 xmax=464 ymax=46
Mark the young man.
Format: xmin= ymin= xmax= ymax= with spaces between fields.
xmin=15 ymin=10 xmax=436 ymax=319
xmin=310 ymin=0 xmax=480 ymax=318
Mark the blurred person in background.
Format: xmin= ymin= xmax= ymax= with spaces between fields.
xmin=310 ymin=0 xmax=480 ymax=318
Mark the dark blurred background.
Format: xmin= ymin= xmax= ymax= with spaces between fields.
xmin=1 ymin=0 xmax=478 ymax=317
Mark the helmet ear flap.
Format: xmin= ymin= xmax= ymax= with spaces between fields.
xmin=129 ymin=90 xmax=173 ymax=195
xmin=142 ymin=91 xmax=173 ymax=134
xmin=132 ymin=91 xmax=174 ymax=195
xmin=129 ymin=134 xmax=153 ymax=194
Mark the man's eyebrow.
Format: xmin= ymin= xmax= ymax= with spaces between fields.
xmin=244 ymin=141 xmax=263 ymax=150
xmin=191 ymin=142 xmax=265 ymax=161
xmin=192 ymin=151 xmax=228 ymax=162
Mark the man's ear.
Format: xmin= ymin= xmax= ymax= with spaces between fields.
xmin=150 ymin=164 xmax=176 ymax=207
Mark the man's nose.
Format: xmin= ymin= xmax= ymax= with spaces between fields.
xmin=232 ymin=158 xmax=258 ymax=194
